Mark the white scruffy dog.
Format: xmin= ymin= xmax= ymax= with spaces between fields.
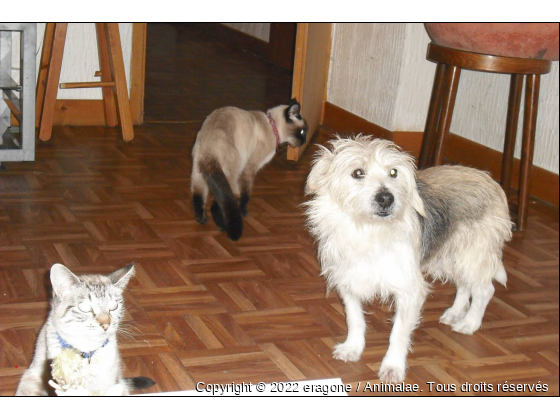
xmin=304 ymin=136 xmax=512 ymax=383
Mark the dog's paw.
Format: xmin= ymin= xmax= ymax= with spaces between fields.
xmin=439 ymin=308 xmax=467 ymax=326
xmin=378 ymin=364 xmax=406 ymax=383
xmin=451 ymin=317 xmax=481 ymax=335
xmin=332 ymin=342 xmax=363 ymax=362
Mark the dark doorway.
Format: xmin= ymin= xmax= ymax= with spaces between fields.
xmin=144 ymin=23 xmax=296 ymax=123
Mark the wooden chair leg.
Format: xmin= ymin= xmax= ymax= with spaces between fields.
xmin=36 ymin=23 xmax=55 ymax=127
xmin=501 ymin=74 xmax=524 ymax=200
xmin=38 ymin=23 xmax=67 ymax=141
xmin=419 ymin=62 xmax=446 ymax=169
xmin=517 ymin=74 xmax=540 ymax=231
xmin=96 ymin=23 xmax=118 ymax=127
xmin=433 ymin=65 xmax=461 ymax=166
xmin=105 ymin=23 xmax=134 ymax=142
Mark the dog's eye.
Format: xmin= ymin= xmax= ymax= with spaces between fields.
xmin=390 ymin=168 xmax=398 ymax=178
xmin=351 ymin=169 xmax=365 ymax=179
xmin=300 ymin=129 xmax=305 ymax=136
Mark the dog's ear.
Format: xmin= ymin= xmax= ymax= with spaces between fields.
xmin=411 ymin=185 xmax=426 ymax=218
xmin=306 ymin=147 xmax=333 ymax=194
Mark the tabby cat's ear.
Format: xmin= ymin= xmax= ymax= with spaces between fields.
xmin=50 ymin=264 xmax=79 ymax=297
xmin=108 ymin=263 xmax=135 ymax=291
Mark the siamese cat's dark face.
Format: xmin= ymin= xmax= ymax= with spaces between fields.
xmin=281 ymin=99 xmax=308 ymax=147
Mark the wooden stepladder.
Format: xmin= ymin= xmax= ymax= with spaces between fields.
xmin=36 ymin=23 xmax=134 ymax=142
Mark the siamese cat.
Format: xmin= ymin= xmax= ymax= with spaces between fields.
xmin=15 ymin=263 xmax=155 ymax=396
xmin=191 ymin=99 xmax=308 ymax=241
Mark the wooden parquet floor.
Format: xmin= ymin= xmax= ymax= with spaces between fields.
xmin=0 ymin=124 xmax=558 ymax=396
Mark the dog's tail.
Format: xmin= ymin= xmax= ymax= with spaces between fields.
xmin=202 ymin=160 xmax=243 ymax=241
xmin=124 ymin=376 xmax=156 ymax=390
xmin=493 ymin=261 xmax=507 ymax=287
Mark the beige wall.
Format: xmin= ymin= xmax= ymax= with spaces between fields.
xmin=222 ymin=23 xmax=270 ymax=43
xmin=328 ymin=23 xmax=407 ymax=130
xmin=327 ymin=23 xmax=559 ymax=174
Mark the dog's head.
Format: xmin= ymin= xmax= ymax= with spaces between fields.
xmin=306 ymin=135 xmax=425 ymax=222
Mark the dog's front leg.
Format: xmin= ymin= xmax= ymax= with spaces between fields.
xmin=333 ymin=292 xmax=366 ymax=362
xmin=379 ymin=292 xmax=425 ymax=383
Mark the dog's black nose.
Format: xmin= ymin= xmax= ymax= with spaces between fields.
xmin=375 ymin=191 xmax=394 ymax=209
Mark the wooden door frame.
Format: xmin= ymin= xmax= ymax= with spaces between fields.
xmin=130 ymin=23 xmax=147 ymax=124
xmin=287 ymin=23 xmax=332 ymax=161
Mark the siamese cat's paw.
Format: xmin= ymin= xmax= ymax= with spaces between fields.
xmin=196 ymin=214 xmax=208 ymax=224
xmin=192 ymin=194 xmax=208 ymax=224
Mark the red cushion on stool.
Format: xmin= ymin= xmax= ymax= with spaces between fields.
xmin=425 ymin=23 xmax=559 ymax=61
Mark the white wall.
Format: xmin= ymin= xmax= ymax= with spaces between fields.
xmin=222 ymin=23 xmax=270 ymax=43
xmin=11 ymin=23 xmax=132 ymax=100
xmin=328 ymin=23 xmax=559 ymax=174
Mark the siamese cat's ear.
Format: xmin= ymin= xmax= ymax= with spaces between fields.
xmin=109 ymin=263 xmax=135 ymax=291
xmin=286 ymin=98 xmax=302 ymax=122
xmin=50 ymin=264 xmax=80 ymax=297
xmin=305 ymin=146 xmax=333 ymax=195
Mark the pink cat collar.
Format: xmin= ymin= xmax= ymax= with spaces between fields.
xmin=266 ymin=112 xmax=280 ymax=147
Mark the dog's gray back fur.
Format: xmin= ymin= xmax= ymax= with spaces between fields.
xmin=417 ymin=165 xmax=510 ymax=267
xmin=416 ymin=180 xmax=452 ymax=263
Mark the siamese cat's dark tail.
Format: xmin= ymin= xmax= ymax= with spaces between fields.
xmin=202 ymin=160 xmax=243 ymax=241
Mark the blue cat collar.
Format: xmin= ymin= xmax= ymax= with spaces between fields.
xmin=55 ymin=332 xmax=109 ymax=359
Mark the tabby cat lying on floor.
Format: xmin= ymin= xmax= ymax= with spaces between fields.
xmin=15 ymin=263 xmax=155 ymax=396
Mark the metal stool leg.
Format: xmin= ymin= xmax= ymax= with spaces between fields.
xmin=20 ymin=23 xmax=37 ymax=160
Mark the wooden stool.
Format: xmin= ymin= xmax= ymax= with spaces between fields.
xmin=36 ymin=23 xmax=134 ymax=142
xmin=418 ymin=42 xmax=552 ymax=231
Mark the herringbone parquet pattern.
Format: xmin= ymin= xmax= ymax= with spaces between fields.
xmin=0 ymin=124 xmax=558 ymax=396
